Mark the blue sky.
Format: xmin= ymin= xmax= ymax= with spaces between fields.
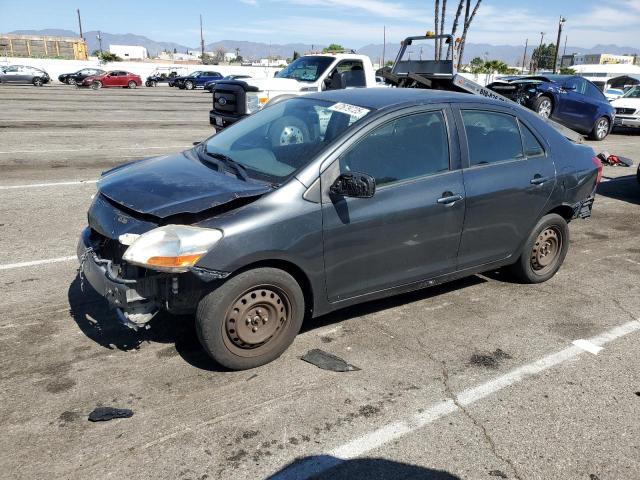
xmin=1 ymin=0 xmax=639 ymax=47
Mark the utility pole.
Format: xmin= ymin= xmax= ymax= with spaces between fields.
xmin=199 ymin=14 xmax=205 ymax=63
xmin=382 ymin=25 xmax=386 ymax=68
xmin=96 ymin=31 xmax=103 ymax=54
xmin=552 ymin=16 xmax=566 ymax=74
xmin=563 ymin=34 xmax=568 ymax=57
xmin=77 ymin=9 xmax=84 ymax=40
xmin=521 ymin=38 xmax=528 ymax=74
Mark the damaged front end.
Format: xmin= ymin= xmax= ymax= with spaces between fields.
xmin=77 ymin=194 xmax=231 ymax=331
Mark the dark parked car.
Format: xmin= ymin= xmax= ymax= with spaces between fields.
xmin=204 ymin=74 xmax=251 ymax=92
xmin=77 ymin=89 xmax=600 ymax=370
xmin=0 ymin=65 xmax=50 ymax=86
xmin=58 ymin=68 xmax=105 ymax=85
xmin=174 ymin=70 xmax=223 ymax=90
xmin=487 ymin=75 xmax=615 ymax=140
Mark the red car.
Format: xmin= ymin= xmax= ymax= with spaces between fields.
xmin=81 ymin=70 xmax=142 ymax=89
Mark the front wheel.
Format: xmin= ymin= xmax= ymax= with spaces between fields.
xmin=128 ymin=81 xmax=137 ymax=89
xmin=589 ymin=116 xmax=610 ymax=141
xmin=68 ymin=78 xmax=77 ymax=86
xmin=185 ymin=80 xmax=194 ymax=90
xmin=33 ymin=77 xmax=44 ymax=87
xmin=508 ymin=213 xmax=569 ymax=283
xmin=196 ymin=267 xmax=305 ymax=370
xmin=91 ymin=80 xmax=102 ymax=90
xmin=533 ymin=96 xmax=553 ymax=118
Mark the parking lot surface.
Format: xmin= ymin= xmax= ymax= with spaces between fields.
xmin=1 ymin=84 xmax=639 ymax=480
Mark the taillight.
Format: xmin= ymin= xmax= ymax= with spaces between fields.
xmin=592 ymin=156 xmax=603 ymax=185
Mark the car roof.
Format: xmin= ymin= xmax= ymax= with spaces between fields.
xmin=303 ymin=88 xmax=504 ymax=110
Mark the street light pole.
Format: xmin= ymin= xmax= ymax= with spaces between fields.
xmin=521 ymin=38 xmax=528 ymax=74
xmin=77 ymin=9 xmax=84 ymax=40
xmin=200 ymin=14 xmax=205 ymax=63
xmin=533 ymin=31 xmax=545 ymax=73
xmin=96 ymin=31 xmax=103 ymax=55
xmin=552 ymin=16 xmax=566 ymax=74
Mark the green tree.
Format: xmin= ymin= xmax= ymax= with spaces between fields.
xmin=96 ymin=51 xmax=122 ymax=62
xmin=560 ymin=66 xmax=576 ymax=75
xmin=531 ymin=43 xmax=556 ymax=70
xmin=322 ymin=44 xmax=345 ymax=53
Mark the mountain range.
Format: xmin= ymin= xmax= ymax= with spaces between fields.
xmin=9 ymin=29 xmax=640 ymax=65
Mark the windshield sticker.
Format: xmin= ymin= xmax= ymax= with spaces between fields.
xmin=328 ymin=103 xmax=370 ymax=119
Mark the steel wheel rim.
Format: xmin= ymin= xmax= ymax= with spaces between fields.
xmin=34 ymin=78 xmax=42 ymax=86
xmin=129 ymin=81 xmax=136 ymax=88
xmin=186 ymin=81 xmax=193 ymax=89
xmin=596 ymin=118 xmax=609 ymax=139
xmin=530 ymin=227 xmax=561 ymax=274
xmin=537 ymin=99 xmax=552 ymax=118
xmin=279 ymin=126 xmax=304 ymax=145
xmin=223 ymin=285 xmax=291 ymax=356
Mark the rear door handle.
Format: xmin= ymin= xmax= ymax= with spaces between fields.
xmin=437 ymin=193 xmax=464 ymax=205
xmin=530 ymin=175 xmax=551 ymax=185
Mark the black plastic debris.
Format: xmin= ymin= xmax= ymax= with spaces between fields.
xmin=88 ymin=407 xmax=134 ymax=422
xmin=301 ymin=349 xmax=360 ymax=372
xmin=489 ymin=470 xmax=508 ymax=478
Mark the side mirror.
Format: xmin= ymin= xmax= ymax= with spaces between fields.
xmin=330 ymin=172 xmax=376 ymax=199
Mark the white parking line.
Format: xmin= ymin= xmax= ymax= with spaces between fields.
xmin=270 ymin=318 xmax=640 ymax=480
xmin=0 ymin=145 xmax=191 ymax=154
xmin=572 ymin=339 xmax=603 ymax=355
xmin=0 ymin=180 xmax=97 ymax=190
xmin=0 ymin=256 xmax=76 ymax=271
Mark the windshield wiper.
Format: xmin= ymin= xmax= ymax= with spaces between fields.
xmin=205 ymin=151 xmax=249 ymax=181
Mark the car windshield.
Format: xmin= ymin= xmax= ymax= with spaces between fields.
xmin=202 ymin=97 xmax=374 ymax=183
xmin=622 ymin=86 xmax=640 ymax=98
xmin=275 ymin=56 xmax=335 ymax=82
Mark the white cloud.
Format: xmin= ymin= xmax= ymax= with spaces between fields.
xmin=239 ymin=0 xmax=258 ymax=5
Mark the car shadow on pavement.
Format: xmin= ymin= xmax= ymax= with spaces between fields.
xmin=596 ymin=174 xmax=640 ymax=205
xmin=67 ymin=275 xmax=219 ymax=371
xmin=267 ymin=455 xmax=462 ymax=479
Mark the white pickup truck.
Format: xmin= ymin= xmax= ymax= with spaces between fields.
xmin=209 ymin=52 xmax=378 ymax=130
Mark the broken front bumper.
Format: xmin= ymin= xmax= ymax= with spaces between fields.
xmin=77 ymin=228 xmax=160 ymax=329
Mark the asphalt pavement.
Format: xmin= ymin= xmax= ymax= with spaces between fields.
xmin=0 ymin=84 xmax=639 ymax=480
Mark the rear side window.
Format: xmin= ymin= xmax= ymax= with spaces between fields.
xmin=462 ymin=111 xmax=524 ymax=166
xmin=340 ymin=111 xmax=450 ymax=186
xmin=585 ymin=82 xmax=606 ymax=101
xmin=520 ymin=123 xmax=545 ymax=158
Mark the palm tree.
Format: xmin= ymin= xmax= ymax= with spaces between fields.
xmin=457 ymin=0 xmax=482 ymax=70
xmin=447 ymin=0 xmax=465 ymax=60
xmin=434 ymin=0 xmax=440 ymax=60
xmin=439 ymin=0 xmax=447 ymax=60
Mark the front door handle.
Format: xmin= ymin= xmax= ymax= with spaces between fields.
xmin=437 ymin=193 xmax=464 ymax=205
xmin=530 ymin=175 xmax=551 ymax=185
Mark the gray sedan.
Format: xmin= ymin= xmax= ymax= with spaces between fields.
xmin=0 ymin=65 xmax=50 ymax=86
xmin=77 ymin=88 xmax=600 ymax=370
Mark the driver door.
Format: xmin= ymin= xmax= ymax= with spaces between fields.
xmin=321 ymin=107 xmax=465 ymax=302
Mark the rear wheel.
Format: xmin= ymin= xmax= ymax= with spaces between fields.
xmin=32 ymin=77 xmax=43 ymax=87
xmin=196 ymin=267 xmax=305 ymax=370
xmin=533 ymin=96 xmax=553 ymax=118
xmin=508 ymin=213 xmax=569 ymax=283
xmin=128 ymin=80 xmax=137 ymax=89
xmin=185 ymin=80 xmax=194 ymax=90
xmin=589 ymin=116 xmax=610 ymax=141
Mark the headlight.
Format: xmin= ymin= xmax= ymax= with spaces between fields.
xmin=246 ymin=92 xmax=268 ymax=114
xmin=122 ymin=225 xmax=223 ymax=272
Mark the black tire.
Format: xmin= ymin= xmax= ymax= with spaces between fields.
xmin=196 ymin=267 xmax=305 ymax=370
xmin=32 ymin=77 xmax=44 ymax=87
xmin=68 ymin=78 xmax=77 ymax=86
xmin=145 ymin=80 xmax=152 ymax=87
xmin=636 ymin=164 xmax=640 ymax=185
xmin=533 ymin=96 xmax=553 ymax=118
xmin=91 ymin=80 xmax=102 ymax=90
xmin=185 ymin=80 xmax=194 ymax=90
xmin=588 ymin=116 xmax=610 ymax=141
xmin=128 ymin=81 xmax=137 ymax=89
xmin=508 ymin=213 xmax=569 ymax=284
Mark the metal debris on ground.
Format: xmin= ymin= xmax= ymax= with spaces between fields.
xmin=301 ymin=349 xmax=361 ymax=372
xmin=88 ymin=406 xmax=134 ymax=422
xmin=489 ymin=470 xmax=508 ymax=478
xmin=597 ymin=151 xmax=634 ymax=167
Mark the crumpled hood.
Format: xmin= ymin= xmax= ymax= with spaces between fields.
xmin=245 ymin=77 xmax=313 ymax=93
xmin=98 ymin=150 xmax=271 ymax=218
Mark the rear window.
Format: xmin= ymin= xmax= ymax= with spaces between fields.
xmin=520 ymin=124 xmax=545 ymax=158
xmin=462 ymin=111 xmax=524 ymax=166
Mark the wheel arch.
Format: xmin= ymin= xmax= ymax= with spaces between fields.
xmin=544 ymin=204 xmax=574 ymax=222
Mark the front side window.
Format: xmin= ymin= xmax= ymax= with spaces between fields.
xmin=339 ymin=111 xmax=450 ymax=187
xmin=565 ymin=77 xmax=587 ymax=94
xmin=203 ymin=98 xmax=374 ymax=183
xmin=462 ymin=110 xmax=524 ymax=166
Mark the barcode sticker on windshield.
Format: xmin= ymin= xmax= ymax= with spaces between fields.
xmin=328 ymin=103 xmax=370 ymax=119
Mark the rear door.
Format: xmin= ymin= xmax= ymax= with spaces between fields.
xmin=321 ymin=106 xmax=466 ymax=302
xmin=557 ymin=77 xmax=596 ymax=131
xmin=455 ymin=105 xmax=556 ymax=268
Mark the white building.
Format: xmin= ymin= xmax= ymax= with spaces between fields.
xmin=573 ymin=63 xmax=640 ymax=78
xmin=224 ymin=52 xmax=237 ymax=62
xmin=109 ymin=44 xmax=148 ymax=60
